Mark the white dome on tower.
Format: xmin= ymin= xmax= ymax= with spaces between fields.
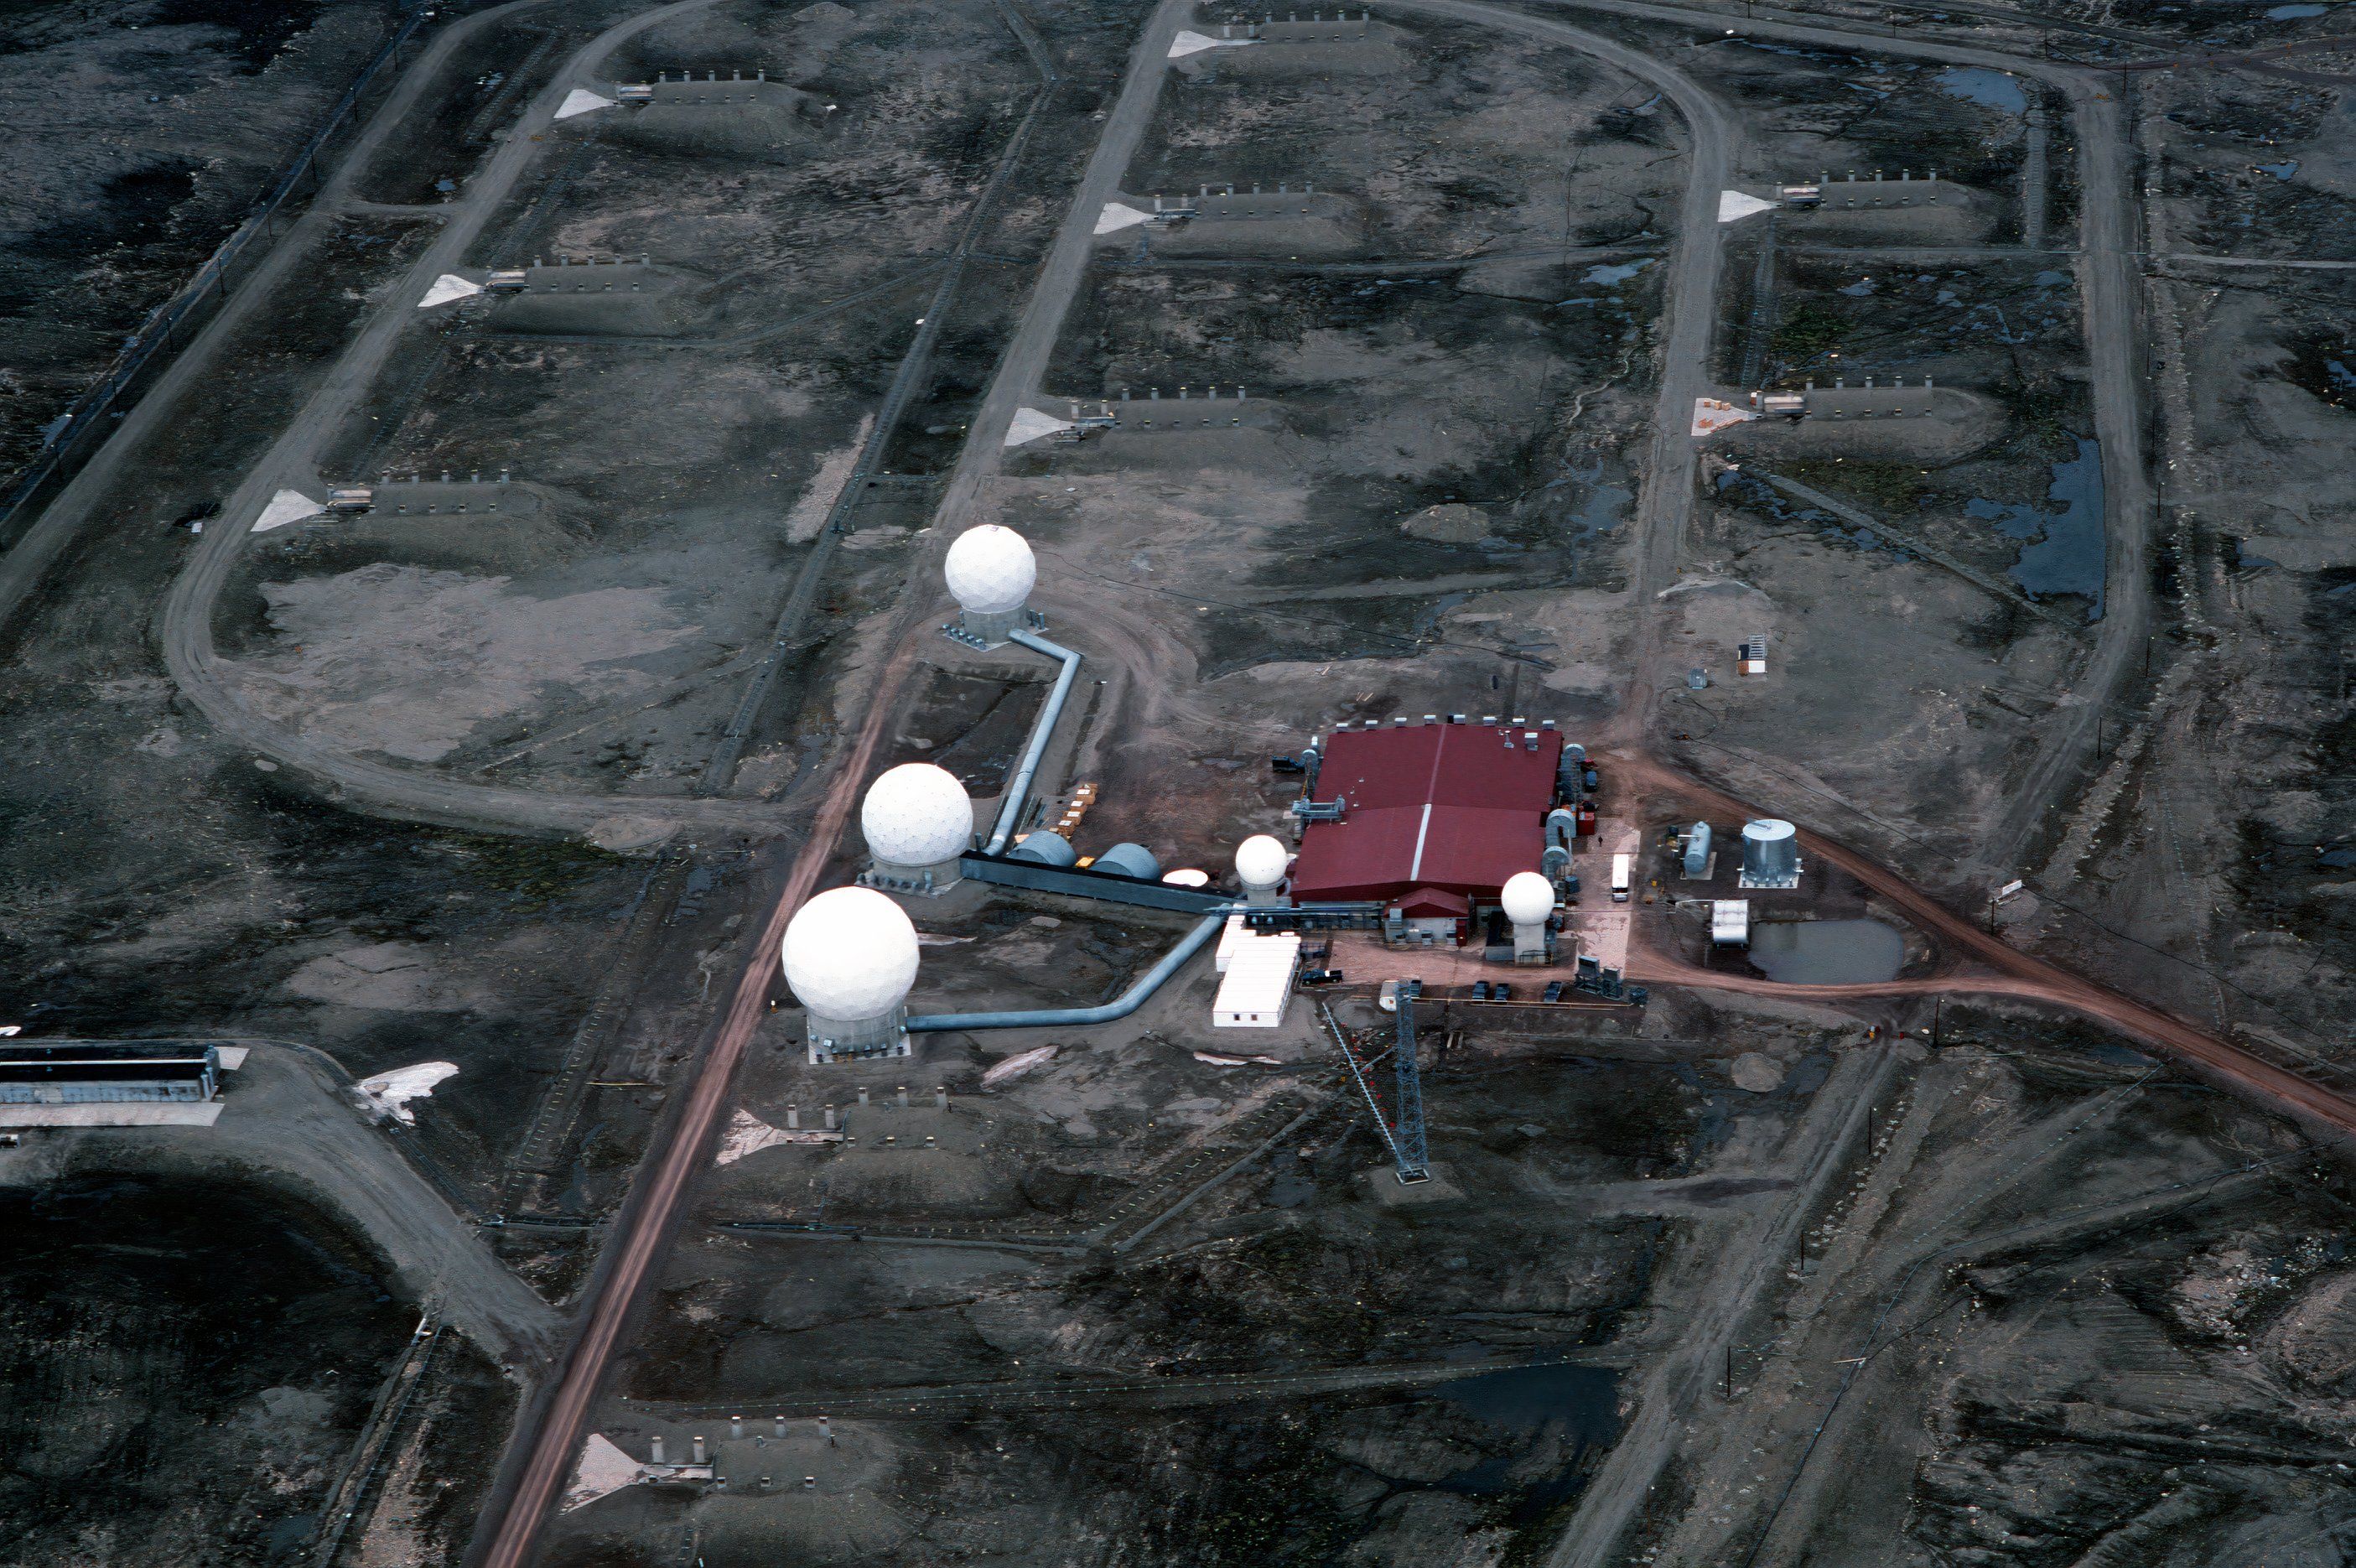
xmin=944 ymin=524 xmax=1035 ymax=615
xmin=781 ymin=886 xmax=920 ymax=1020
xmin=862 ymin=763 xmax=973 ymax=867
xmin=1501 ymin=871 xmax=1555 ymax=925
xmin=1234 ymin=834 xmax=1289 ymax=890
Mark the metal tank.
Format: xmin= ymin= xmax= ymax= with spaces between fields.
xmin=1682 ymin=822 xmax=1712 ymax=879
xmin=1007 ymin=832 xmax=1078 ymax=867
xmin=1092 ymin=842 xmax=1162 ymax=881
xmin=1739 ymin=818 xmax=1800 ymax=889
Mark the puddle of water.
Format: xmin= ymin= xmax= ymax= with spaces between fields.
xmin=2268 ymin=3 xmax=2327 ymax=16
xmin=2032 ymin=269 xmax=2070 ymax=288
xmin=2256 ymin=161 xmax=2302 ymax=179
xmin=1748 ymin=919 xmax=1905 ymax=984
xmin=1582 ymin=258 xmax=1653 ymax=286
xmin=2084 ymin=1040 xmax=2156 ymax=1068
xmin=1935 ymin=65 xmax=2027 ymax=116
xmin=1838 ymin=277 xmax=1877 ymax=297
xmin=1965 ymin=436 xmax=2104 ymax=616
xmin=2019 ymin=436 xmax=2105 ymax=615
xmin=1559 ymin=458 xmax=1631 ymax=540
xmin=1430 ymin=1363 xmax=1622 ymax=1519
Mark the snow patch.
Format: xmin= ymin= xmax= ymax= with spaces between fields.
xmin=1718 ymin=190 xmax=1777 ymax=223
xmin=783 ymin=414 xmax=874 ymax=542
xmin=1193 ymin=1051 xmax=1283 ymax=1067
xmin=356 ymin=1061 xmax=459 ymax=1124
xmin=252 ymin=489 xmax=324 ymax=533
xmin=418 ymin=273 xmax=483 ymax=308
xmin=555 ymin=87 xmax=618 ymax=121
xmin=1095 ymin=201 xmax=1151 ymax=235
xmin=981 ymin=1044 xmax=1058 ymax=1085
xmin=1168 ymin=29 xmax=1258 ymax=58
xmin=1004 ymin=407 xmax=1076 ymax=447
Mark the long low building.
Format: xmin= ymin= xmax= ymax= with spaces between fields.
xmin=1288 ymin=719 xmax=1566 ymax=939
xmin=0 ymin=1040 xmax=232 ymax=1127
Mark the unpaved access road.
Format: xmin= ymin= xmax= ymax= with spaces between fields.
xmin=71 ymin=1044 xmax=560 ymax=1365
xmin=1617 ymin=750 xmax=2356 ymax=1140
xmin=1538 ymin=0 xmax=2155 ymax=886
xmin=147 ymin=0 xmax=793 ymax=845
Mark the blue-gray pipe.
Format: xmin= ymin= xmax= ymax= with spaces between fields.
xmin=907 ymin=912 xmax=1223 ymax=1032
xmin=983 ymin=627 xmax=1082 ymax=854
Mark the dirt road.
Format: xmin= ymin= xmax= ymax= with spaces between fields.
xmin=1616 ymin=751 xmax=2356 ymax=1138
xmin=140 ymin=0 xmax=796 ymax=844
xmin=1539 ymin=0 xmax=2156 ymax=881
xmin=0 ymin=0 xmax=549 ymax=643
xmin=78 ymin=1044 xmax=559 ymax=1364
xmin=473 ymin=4 xmax=1206 ymax=1558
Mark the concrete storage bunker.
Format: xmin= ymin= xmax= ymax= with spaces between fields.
xmin=1188 ymin=10 xmax=1409 ymax=75
xmin=484 ymin=257 xmax=702 ymax=336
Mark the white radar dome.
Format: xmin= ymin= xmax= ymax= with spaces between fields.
xmin=781 ymin=886 xmax=920 ymax=1020
xmin=862 ymin=762 xmax=973 ymax=865
xmin=943 ymin=524 xmax=1036 ymax=615
xmin=1501 ymin=871 xmax=1556 ymax=925
xmin=1234 ymin=833 xmax=1290 ymax=890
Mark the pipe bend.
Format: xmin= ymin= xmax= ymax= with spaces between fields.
xmin=907 ymin=913 xmax=1222 ymax=1032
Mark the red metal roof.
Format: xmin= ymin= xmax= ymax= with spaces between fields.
xmin=1289 ymin=723 xmax=1561 ymax=902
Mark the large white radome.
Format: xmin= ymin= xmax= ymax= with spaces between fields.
xmin=862 ymin=762 xmax=973 ymax=866
xmin=1501 ymin=871 xmax=1556 ymax=925
xmin=1234 ymin=833 xmax=1290 ymax=890
xmin=781 ymin=886 xmax=920 ymax=1020
xmin=944 ymin=524 xmax=1036 ymax=615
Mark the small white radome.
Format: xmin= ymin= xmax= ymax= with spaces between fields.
xmin=1234 ymin=833 xmax=1290 ymax=890
xmin=781 ymin=886 xmax=920 ymax=1020
xmin=862 ymin=761 xmax=973 ymax=865
xmin=1501 ymin=870 xmax=1555 ymax=925
xmin=943 ymin=523 xmax=1035 ymax=613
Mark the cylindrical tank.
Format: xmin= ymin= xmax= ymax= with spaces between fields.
xmin=1007 ymin=832 xmax=1078 ymax=867
xmin=1740 ymin=818 xmax=1800 ymax=887
xmin=1682 ymin=822 xmax=1712 ymax=879
xmin=1092 ymin=842 xmax=1161 ymax=881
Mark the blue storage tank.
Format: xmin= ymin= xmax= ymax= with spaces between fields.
xmin=1683 ymin=822 xmax=1712 ymax=878
xmin=1008 ymin=833 xmax=1078 ymax=867
xmin=1092 ymin=842 xmax=1162 ymax=881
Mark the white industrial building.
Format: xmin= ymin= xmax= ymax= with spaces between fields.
xmin=1212 ymin=931 xmax=1300 ymax=1027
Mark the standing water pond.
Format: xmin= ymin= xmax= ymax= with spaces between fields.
xmin=1748 ymin=918 xmax=1906 ymax=984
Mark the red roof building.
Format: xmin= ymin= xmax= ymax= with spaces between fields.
xmin=1288 ymin=721 xmax=1564 ymax=905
